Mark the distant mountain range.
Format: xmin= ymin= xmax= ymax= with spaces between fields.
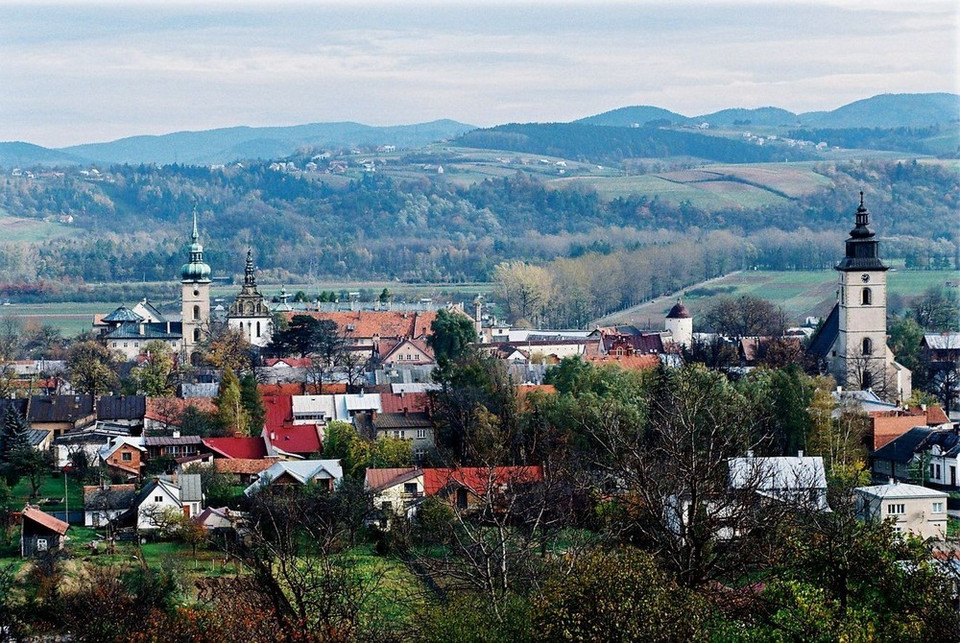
xmin=1 ymin=93 xmax=956 ymax=168
xmin=0 ymin=120 xmax=476 ymax=168
xmin=578 ymin=93 xmax=960 ymax=129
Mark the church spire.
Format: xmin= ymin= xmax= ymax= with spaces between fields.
xmin=836 ymin=192 xmax=886 ymax=272
xmin=244 ymin=248 xmax=256 ymax=286
xmin=191 ymin=206 xmax=199 ymax=243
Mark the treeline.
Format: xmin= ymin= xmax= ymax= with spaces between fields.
xmin=0 ymin=159 xmax=955 ymax=287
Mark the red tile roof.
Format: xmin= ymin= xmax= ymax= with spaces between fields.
xmin=283 ymin=310 xmax=437 ymax=341
xmin=266 ymin=424 xmax=322 ymax=455
xmin=380 ymin=392 xmax=430 ymax=414
xmin=22 ymin=505 xmax=69 ymax=535
xmin=422 ymin=466 xmax=543 ymax=496
xmin=203 ymin=436 xmax=268 ymax=460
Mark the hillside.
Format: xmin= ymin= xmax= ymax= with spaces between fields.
xmin=0 ymin=142 xmax=89 ymax=168
xmin=576 ymin=106 xmax=691 ymax=127
xmin=454 ymin=122 xmax=811 ymax=165
xmin=799 ymin=93 xmax=960 ymax=128
xmin=15 ymin=120 xmax=476 ymax=167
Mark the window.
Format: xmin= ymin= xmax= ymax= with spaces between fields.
xmin=193 ymin=305 xmax=200 ymax=320
xmin=121 ymin=452 xmax=132 ymax=462
xmin=193 ymin=328 xmax=201 ymax=342
xmin=861 ymin=288 xmax=872 ymax=305
xmin=36 ymin=538 xmax=48 ymax=552
xmin=933 ymin=502 xmax=945 ymax=513
xmin=887 ymin=503 xmax=905 ymax=515
xmin=123 ymin=342 xmax=128 ymax=348
xmin=154 ymin=495 xmax=163 ymax=503
xmin=256 ymin=321 xmax=261 ymax=337
xmin=414 ymin=448 xmax=425 ymax=461
xmin=392 ymin=430 xmax=404 ymax=439
xmin=416 ymin=429 xmax=427 ymax=439
xmin=862 ymin=337 xmax=873 ymax=356
xmin=935 ymin=464 xmax=942 ymax=480
xmin=112 ymin=342 xmax=117 ymax=348
xmin=403 ymin=482 xmax=418 ymax=494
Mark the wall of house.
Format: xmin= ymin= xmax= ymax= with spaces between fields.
xmin=859 ymin=493 xmax=947 ymax=539
xmin=373 ymin=476 xmax=424 ymax=511
xmin=106 ymin=446 xmax=142 ymax=474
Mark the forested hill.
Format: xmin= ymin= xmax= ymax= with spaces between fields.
xmin=455 ymin=123 xmax=811 ymax=165
xmin=0 ymin=159 xmax=955 ymax=297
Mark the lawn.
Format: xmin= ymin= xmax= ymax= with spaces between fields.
xmin=6 ymin=471 xmax=84 ymax=513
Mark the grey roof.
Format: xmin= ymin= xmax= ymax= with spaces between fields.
xmin=83 ymin=484 xmax=137 ymax=511
xmin=25 ymin=429 xmax=49 ymax=447
xmin=103 ymin=321 xmax=182 ymax=340
xmin=856 ymin=481 xmax=948 ymax=500
xmin=144 ymin=435 xmax=204 ymax=447
xmin=807 ymin=303 xmax=839 ymax=359
xmin=245 ymin=459 xmax=343 ymax=495
xmin=97 ymin=395 xmax=146 ymax=421
xmin=182 ymin=383 xmax=219 ymax=398
xmin=102 ymin=306 xmax=144 ymax=323
xmin=374 ymin=412 xmax=432 ymax=430
xmin=923 ymin=333 xmax=960 ymax=351
xmin=871 ymin=427 xmax=935 ymax=464
xmin=28 ymin=395 xmax=94 ymax=423
xmin=178 ymin=474 xmax=203 ymax=503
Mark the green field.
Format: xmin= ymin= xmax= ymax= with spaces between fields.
xmin=599 ymin=268 xmax=960 ymax=328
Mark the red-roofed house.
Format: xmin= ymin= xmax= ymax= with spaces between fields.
xmin=375 ymin=338 xmax=435 ymax=367
xmin=869 ymin=405 xmax=954 ymax=450
xmin=144 ymin=397 xmax=216 ymax=433
xmin=203 ymin=436 xmax=268 ymax=460
xmin=261 ymin=393 xmax=323 ymax=457
xmin=422 ymin=466 xmax=544 ymax=510
xmin=379 ymin=392 xmax=430 ymax=414
xmin=283 ymin=310 xmax=437 ymax=349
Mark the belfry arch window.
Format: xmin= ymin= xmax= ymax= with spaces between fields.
xmin=193 ymin=305 xmax=200 ymax=320
xmin=861 ymin=288 xmax=872 ymax=305
xmin=862 ymin=337 xmax=873 ymax=356
xmin=193 ymin=328 xmax=201 ymax=342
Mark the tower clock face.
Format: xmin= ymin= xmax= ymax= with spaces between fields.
xmin=860 ymin=274 xmax=870 ymax=283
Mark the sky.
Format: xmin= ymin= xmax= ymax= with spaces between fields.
xmin=1 ymin=0 xmax=957 ymax=148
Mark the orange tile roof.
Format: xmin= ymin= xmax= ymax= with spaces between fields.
xmin=145 ymin=397 xmax=216 ymax=423
xmin=380 ymin=392 xmax=430 ymax=414
xmin=214 ymin=458 xmax=275 ymax=475
xmin=283 ymin=310 xmax=437 ymax=341
xmin=584 ymin=354 xmax=660 ymax=370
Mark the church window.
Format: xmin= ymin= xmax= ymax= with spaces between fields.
xmin=256 ymin=322 xmax=261 ymax=337
xmin=193 ymin=305 xmax=200 ymax=320
xmin=862 ymin=338 xmax=873 ymax=355
xmin=193 ymin=289 xmax=199 ymax=297
xmin=861 ymin=288 xmax=872 ymax=305
xmin=193 ymin=328 xmax=201 ymax=342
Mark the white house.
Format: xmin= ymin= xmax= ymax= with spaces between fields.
xmin=855 ymin=480 xmax=948 ymax=539
xmin=244 ymin=459 xmax=344 ymax=496
xmin=728 ymin=453 xmax=830 ymax=511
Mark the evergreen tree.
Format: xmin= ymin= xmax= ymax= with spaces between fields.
xmin=0 ymin=405 xmax=30 ymax=488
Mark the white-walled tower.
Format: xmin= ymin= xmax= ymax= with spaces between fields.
xmin=180 ymin=210 xmax=211 ymax=363
xmin=665 ymin=297 xmax=693 ymax=349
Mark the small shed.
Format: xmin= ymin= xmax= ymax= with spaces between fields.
xmin=21 ymin=505 xmax=69 ymax=558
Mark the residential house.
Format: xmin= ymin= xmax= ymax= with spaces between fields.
xmin=375 ymin=338 xmax=435 ymax=367
xmin=143 ymin=435 xmax=204 ymax=462
xmin=870 ymin=427 xmax=960 ymax=490
xmin=365 ymin=467 xmax=424 ymax=514
xmin=728 ymin=453 xmax=830 ymax=511
xmin=243 ymin=459 xmax=344 ymax=496
xmin=284 ymin=310 xmax=438 ymax=356
xmin=262 ymin=393 xmax=322 ymax=458
xmin=144 ymin=397 xmax=216 ymax=434
xmin=114 ymin=473 xmax=205 ymax=531
xmin=869 ymin=405 xmax=952 ymax=450
xmin=922 ymin=332 xmax=960 ymax=365
xmin=370 ymin=412 xmax=435 ymax=461
xmin=96 ymin=395 xmax=146 ymax=431
xmin=855 ymin=480 xmax=948 ymax=539
xmin=27 ymin=394 xmax=96 ymax=437
xmin=21 ymin=505 xmax=69 ymax=558
xmin=421 ymin=466 xmax=545 ymax=511
xmin=53 ymin=425 xmax=130 ymax=469
xmin=213 ymin=458 xmax=274 ymax=485
xmin=99 ymin=436 xmax=146 ymax=478
xmin=83 ymin=483 xmax=137 ymax=527
xmin=94 ymin=302 xmax=183 ymax=361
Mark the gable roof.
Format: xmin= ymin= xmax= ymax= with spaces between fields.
xmin=144 ymin=397 xmax=216 ymax=424
xmin=28 ymin=394 xmax=94 ymax=423
xmin=284 ymin=310 xmax=437 ymax=340
xmin=83 ymin=484 xmax=137 ymax=510
xmin=97 ymin=395 xmax=146 ymax=421
xmin=22 ymin=505 xmax=69 ymax=535
xmin=871 ymin=426 xmax=936 ymax=464
xmin=373 ymin=412 xmax=432 ymax=430
xmin=214 ymin=458 xmax=275 ymax=475
xmin=856 ymin=481 xmax=948 ymax=500
xmin=365 ymin=467 xmax=422 ymax=492
xmin=262 ymin=394 xmax=293 ymax=433
xmin=728 ymin=456 xmax=827 ymax=491
xmin=922 ymin=332 xmax=960 ymax=351
xmin=102 ymin=305 xmax=144 ymax=323
xmin=807 ymin=303 xmax=839 ymax=359
xmin=203 ymin=436 xmax=268 ymax=460
xmin=378 ymin=338 xmax=435 ymax=363
xmin=177 ymin=473 xmax=203 ymax=503
xmin=244 ymin=459 xmax=343 ymax=495
xmin=266 ymin=423 xmax=322 ymax=455
xmin=422 ymin=466 xmax=544 ymax=497
xmin=379 ymin=392 xmax=430 ymax=414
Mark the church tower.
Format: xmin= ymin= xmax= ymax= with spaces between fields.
xmin=227 ymin=249 xmax=273 ymax=347
xmin=834 ymin=192 xmax=889 ymax=392
xmin=180 ymin=210 xmax=211 ymax=362
xmin=665 ymin=297 xmax=693 ymax=349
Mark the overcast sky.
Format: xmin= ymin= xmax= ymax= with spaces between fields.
xmin=1 ymin=0 xmax=957 ymax=148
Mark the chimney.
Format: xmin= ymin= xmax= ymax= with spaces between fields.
xmin=173 ymin=429 xmax=180 ymax=439
xmin=746 ymin=450 xmax=754 ymax=458
xmin=797 ymin=450 xmax=804 ymax=458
